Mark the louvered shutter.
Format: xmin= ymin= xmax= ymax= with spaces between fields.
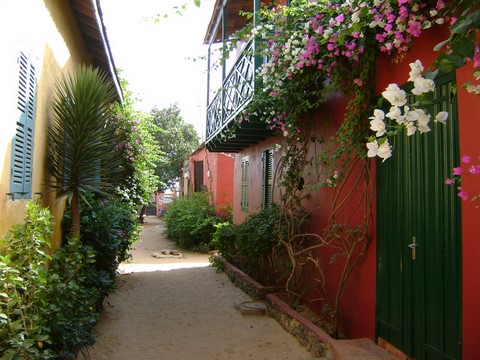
xmin=241 ymin=157 xmax=249 ymax=209
xmin=261 ymin=148 xmax=273 ymax=208
xmin=10 ymin=52 xmax=36 ymax=198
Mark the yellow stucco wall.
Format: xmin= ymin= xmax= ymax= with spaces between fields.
xmin=0 ymin=0 xmax=96 ymax=249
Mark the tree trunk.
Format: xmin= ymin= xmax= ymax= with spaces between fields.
xmin=70 ymin=190 xmax=81 ymax=236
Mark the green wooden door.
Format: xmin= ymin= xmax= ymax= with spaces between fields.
xmin=376 ymin=73 xmax=461 ymax=360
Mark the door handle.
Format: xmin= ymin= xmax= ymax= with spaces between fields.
xmin=408 ymin=237 xmax=417 ymax=260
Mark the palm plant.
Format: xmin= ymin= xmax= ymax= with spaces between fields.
xmin=45 ymin=66 xmax=123 ymax=236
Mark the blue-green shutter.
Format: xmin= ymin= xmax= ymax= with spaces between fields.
xmin=261 ymin=148 xmax=273 ymax=208
xmin=241 ymin=157 xmax=249 ymax=210
xmin=10 ymin=52 xmax=36 ymax=198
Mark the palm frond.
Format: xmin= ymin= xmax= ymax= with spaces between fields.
xmin=45 ymin=65 xmax=124 ymax=199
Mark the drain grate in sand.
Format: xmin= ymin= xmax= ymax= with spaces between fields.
xmin=152 ymin=249 xmax=183 ymax=258
xmin=234 ymin=300 xmax=267 ymax=316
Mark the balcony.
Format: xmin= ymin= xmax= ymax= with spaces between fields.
xmin=205 ymin=39 xmax=272 ymax=152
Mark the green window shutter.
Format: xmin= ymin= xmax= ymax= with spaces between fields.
xmin=10 ymin=52 xmax=36 ymax=198
xmin=241 ymin=157 xmax=249 ymax=209
xmin=261 ymin=148 xmax=273 ymax=208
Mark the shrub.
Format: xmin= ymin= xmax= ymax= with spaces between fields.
xmin=234 ymin=204 xmax=288 ymax=285
xmin=0 ymin=203 xmax=102 ymax=359
xmin=63 ymin=194 xmax=140 ymax=302
xmin=0 ymin=199 xmax=141 ymax=359
xmin=165 ymin=192 xmax=219 ymax=250
xmin=210 ymin=221 xmax=236 ymax=261
xmin=0 ymin=202 xmax=55 ymax=359
xmin=208 ymin=221 xmax=236 ymax=270
xmin=44 ymin=237 xmax=99 ymax=359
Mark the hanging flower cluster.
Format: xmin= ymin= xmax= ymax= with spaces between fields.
xmin=246 ymin=0 xmax=446 ymax=138
xmin=369 ymin=0 xmax=447 ymax=54
xmin=445 ymin=155 xmax=480 ymax=202
xmin=366 ymin=59 xmax=448 ymax=161
xmin=110 ymin=114 xmax=144 ymax=163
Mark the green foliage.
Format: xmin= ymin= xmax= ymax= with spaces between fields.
xmin=235 ymin=204 xmax=286 ymax=283
xmin=46 ymin=65 xmax=122 ymax=199
xmin=63 ymin=194 xmax=140 ymax=301
xmin=207 ymin=206 xmax=289 ymax=285
xmin=43 ymin=237 xmax=99 ymax=359
xmin=0 ymin=202 xmax=55 ymax=359
xmin=209 ymin=221 xmax=236 ymax=264
xmin=150 ymin=105 xmax=199 ymax=191
xmin=165 ymin=192 xmax=219 ymax=250
xmin=0 ymin=200 xmax=140 ymax=359
xmin=0 ymin=203 xmax=99 ymax=359
xmin=45 ymin=65 xmax=124 ymax=235
xmin=110 ymin=77 xmax=161 ymax=208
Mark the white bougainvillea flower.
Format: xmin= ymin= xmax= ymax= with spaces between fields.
xmin=366 ymin=140 xmax=379 ymax=158
xmin=366 ymin=139 xmax=392 ymax=162
xmin=377 ymin=140 xmax=393 ymax=162
xmin=434 ymin=111 xmax=448 ymax=124
xmin=386 ymin=105 xmax=404 ymax=124
xmin=412 ymin=76 xmax=435 ymax=95
xmin=417 ymin=110 xmax=431 ymax=133
xmin=417 ymin=123 xmax=431 ymax=133
xmin=405 ymin=108 xmax=421 ymax=122
xmin=408 ymin=60 xmax=424 ymax=81
xmin=369 ymin=109 xmax=386 ymax=136
xmin=382 ymin=83 xmax=407 ymax=106
xmin=406 ymin=122 xmax=417 ymax=136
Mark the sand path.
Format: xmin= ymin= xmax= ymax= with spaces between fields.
xmin=81 ymin=216 xmax=314 ymax=360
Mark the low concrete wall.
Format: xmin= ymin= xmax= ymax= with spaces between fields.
xmin=266 ymin=293 xmax=334 ymax=359
xmin=222 ymin=258 xmax=283 ymax=300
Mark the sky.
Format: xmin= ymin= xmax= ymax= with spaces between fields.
xmin=100 ymin=0 xmax=217 ymax=140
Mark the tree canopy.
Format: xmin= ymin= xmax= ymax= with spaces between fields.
xmin=150 ymin=104 xmax=199 ymax=192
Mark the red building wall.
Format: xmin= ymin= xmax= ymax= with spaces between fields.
xmin=233 ymin=136 xmax=281 ymax=224
xmin=231 ymin=23 xmax=480 ymax=357
xmin=188 ymin=146 xmax=235 ymax=216
xmin=456 ymin=60 xmax=480 ymax=360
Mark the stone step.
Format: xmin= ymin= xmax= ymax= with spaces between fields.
xmin=331 ymin=338 xmax=400 ymax=360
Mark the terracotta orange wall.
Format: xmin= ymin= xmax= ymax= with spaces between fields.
xmin=189 ymin=147 xmax=234 ymax=215
xmin=213 ymin=152 xmax=235 ymax=212
xmin=375 ymin=25 xmax=480 ymax=359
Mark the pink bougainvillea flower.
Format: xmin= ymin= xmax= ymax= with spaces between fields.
xmin=353 ymin=78 xmax=363 ymax=87
xmin=436 ymin=0 xmax=445 ymax=10
xmin=453 ymin=167 xmax=463 ymax=176
xmin=335 ymin=14 xmax=344 ymax=23
xmin=445 ymin=178 xmax=453 ymax=185
xmin=457 ymin=191 xmax=470 ymax=201
xmin=461 ymin=155 xmax=472 ymax=163
xmin=473 ymin=49 xmax=480 ymax=68
xmin=468 ymin=165 xmax=480 ymax=175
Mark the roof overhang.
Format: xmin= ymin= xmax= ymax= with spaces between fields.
xmin=69 ymin=0 xmax=123 ymax=101
xmin=204 ymin=0 xmax=253 ymax=44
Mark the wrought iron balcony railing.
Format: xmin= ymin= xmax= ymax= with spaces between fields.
xmin=205 ymin=39 xmax=272 ymax=152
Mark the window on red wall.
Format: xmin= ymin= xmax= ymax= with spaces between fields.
xmin=241 ymin=156 xmax=249 ymax=210
xmin=261 ymin=148 xmax=273 ymax=208
xmin=194 ymin=160 xmax=204 ymax=192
